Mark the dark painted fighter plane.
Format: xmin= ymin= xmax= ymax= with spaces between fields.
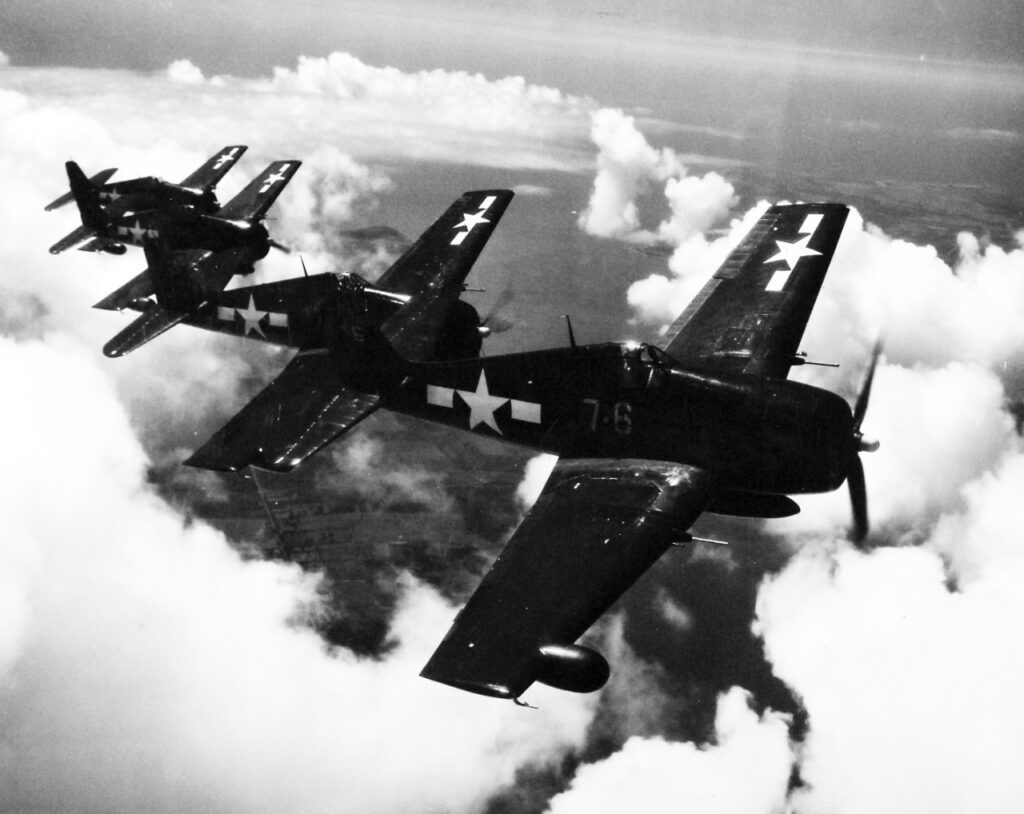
xmin=182 ymin=201 xmax=877 ymax=702
xmin=47 ymin=146 xmax=247 ymax=254
xmin=56 ymin=158 xmax=299 ymax=259
xmin=98 ymin=188 xmax=511 ymax=358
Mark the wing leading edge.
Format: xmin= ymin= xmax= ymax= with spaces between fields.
xmin=420 ymin=458 xmax=714 ymax=700
xmin=660 ymin=203 xmax=849 ymax=379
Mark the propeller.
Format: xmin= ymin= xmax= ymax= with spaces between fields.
xmin=479 ymin=286 xmax=518 ymax=337
xmin=848 ymin=340 xmax=882 ymax=544
xmin=268 ymin=239 xmax=291 ymax=254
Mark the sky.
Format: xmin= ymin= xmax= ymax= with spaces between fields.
xmin=2 ymin=3 xmax=1024 ymax=813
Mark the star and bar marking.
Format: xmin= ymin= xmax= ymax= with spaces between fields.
xmin=217 ymin=294 xmax=289 ymax=337
xmin=450 ymin=195 xmax=497 ymax=246
xmin=259 ymin=164 xmax=292 ymax=193
xmin=427 ymin=370 xmax=541 ymax=435
xmin=763 ymin=213 xmax=824 ymax=292
xmin=117 ymin=219 xmax=159 ymax=241
xmin=213 ymin=148 xmax=241 ymax=169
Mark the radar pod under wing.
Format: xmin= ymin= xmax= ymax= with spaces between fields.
xmin=420 ymin=458 xmax=714 ymax=699
xmin=661 ymin=203 xmax=849 ymax=379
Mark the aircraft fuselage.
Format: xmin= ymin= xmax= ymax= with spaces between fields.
xmin=378 ymin=342 xmax=852 ymax=497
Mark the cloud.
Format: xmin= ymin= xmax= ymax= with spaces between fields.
xmin=546 ymin=687 xmax=793 ymax=814
xmin=577 ymin=108 xmax=737 ymax=244
xmin=167 ymin=58 xmax=205 ymax=85
xmin=757 ymin=517 xmax=1024 ymax=814
xmin=516 ymin=452 xmax=557 ymax=510
xmin=0 ymin=333 xmax=595 ymax=814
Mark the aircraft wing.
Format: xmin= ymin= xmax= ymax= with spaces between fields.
xmin=184 ymin=351 xmax=380 ymax=472
xmin=420 ymin=458 xmax=713 ymax=700
xmin=376 ymin=189 xmax=513 ymax=360
xmin=93 ymin=269 xmax=155 ymax=311
xmin=660 ymin=203 xmax=849 ymax=379
xmin=178 ymin=145 xmax=247 ymax=190
xmin=48 ymin=224 xmax=95 ymax=254
xmin=215 ymin=160 xmax=301 ymax=221
xmin=376 ymin=189 xmax=513 ymax=295
xmin=102 ymin=304 xmax=189 ymax=358
xmin=145 ymin=242 xmax=244 ymax=311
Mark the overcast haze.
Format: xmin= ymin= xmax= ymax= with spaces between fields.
xmin=2 ymin=2 xmax=1024 ymax=813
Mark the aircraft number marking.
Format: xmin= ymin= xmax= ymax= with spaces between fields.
xmin=583 ymin=399 xmax=633 ymax=435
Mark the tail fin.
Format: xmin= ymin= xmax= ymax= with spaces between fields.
xmin=45 ymin=167 xmax=116 ymax=211
xmin=65 ymin=161 xmax=107 ymax=230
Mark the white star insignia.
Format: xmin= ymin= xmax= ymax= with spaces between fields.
xmin=127 ymin=220 xmax=147 ymax=241
xmin=764 ymin=234 xmax=821 ymax=270
xmin=236 ymin=294 xmax=268 ymax=337
xmin=259 ymin=166 xmax=289 ymax=192
xmin=213 ymin=149 xmax=236 ymax=169
xmin=454 ymin=209 xmax=490 ymax=234
xmin=456 ymin=370 xmax=508 ymax=435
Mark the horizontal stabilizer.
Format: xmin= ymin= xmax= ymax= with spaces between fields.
xmin=102 ymin=305 xmax=188 ymax=358
xmin=49 ymin=224 xmax=95 ymax=254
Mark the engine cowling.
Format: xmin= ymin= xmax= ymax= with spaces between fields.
xmin=535 ymin=644 xmax=610 ymax=693
xmin=102 ymin=243 xmax=127 ymax=255
xmin=434 ymin=300 xmax=484 ymax=360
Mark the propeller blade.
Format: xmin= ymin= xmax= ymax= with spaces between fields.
xmin=269 ymin=239 xmax=291 ymax=254
xmin=847 ymin=453 xmax=869 ymax=544
xmin=853 ymin=339 xmax=883 ymax=430
xmin=481 ymin=287 xmax=517 ymax=334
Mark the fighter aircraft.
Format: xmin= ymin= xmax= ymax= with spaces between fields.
xmin=52 ymin=158 xmax=299 ymax=260
xmin=47 ymin=146 xmax=247 ymax=254
xmin=97 ymin=188 xmax=513 ymax=358
xmin=182 ymin=200 xmax=876 ymax=702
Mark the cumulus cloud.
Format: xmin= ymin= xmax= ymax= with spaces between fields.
xmin=0 ymin=333 xmax=595 ymax=814
xmin=0 ymin=53 xmax=610 ymax=812
xmin=757 ymin=527 xmax=1024 ymax=814
xmin=546 ymin=688 xmax=793 ymax=814
xmin=167 ymin=58 xmax=204 ymax=84
xmin=563 ymin=100 xmax=1024 ymax=811
xmin=577 ymin=108 xmax=737 ymax=244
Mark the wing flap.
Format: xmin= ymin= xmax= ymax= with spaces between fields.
xmin=660 ymin=203 xmax=849 ymax=379
xmin=420 ymin=458 xmax=714 ymax=699
xmin=185 ymin=352 xmax=380 ymax=472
